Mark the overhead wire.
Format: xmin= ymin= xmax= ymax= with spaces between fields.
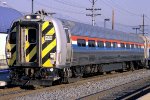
xmin=109 ymin=0 xmax=141 ymax=17
xmin=32 ymin=0 xmax=89 ymax=23
xmin=101 ymin=0 xmax=142 ymax=17
xmin=27 ymin=0 xmax=148 ymax=32
xmin=53 ymin=0 xmax=86 ymax=9
xmin=34 ymin=1 xmax=86 ymax=15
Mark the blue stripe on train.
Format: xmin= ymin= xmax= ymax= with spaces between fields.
xmin=72 ymin=44 xmax=144 ymax=52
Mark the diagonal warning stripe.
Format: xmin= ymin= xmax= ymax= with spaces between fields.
xmin=42 ymin=39 xmax=56 ymax=58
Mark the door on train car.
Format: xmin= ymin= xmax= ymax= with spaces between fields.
xmin=21 ymin=27 xmax=37 ymax=63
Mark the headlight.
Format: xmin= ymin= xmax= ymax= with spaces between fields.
xmin=50 ymin=68 xmax=54 ymax=72
xmin=50 ymin=53 xmax=55 ymax=60
xmin=6 ymin=52 xmax=11 ymax=59
xmin=25 ymin=15 xmax=31 ymax=19
xmin=36 ymin=15 xmax=41 ymax=19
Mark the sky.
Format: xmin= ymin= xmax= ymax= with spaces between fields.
xmin=1 ymin=0 xmax=150 ymax=33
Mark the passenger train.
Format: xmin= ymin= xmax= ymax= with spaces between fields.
xmin=5 ymin=13 xmax=150 ymax=86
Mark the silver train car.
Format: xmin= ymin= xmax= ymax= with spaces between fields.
xmin=5 ymin=14 xmax=148 ymax=86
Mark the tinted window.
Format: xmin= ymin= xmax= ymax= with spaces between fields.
xmin=135 ymin=44 xmax=138 ymax=48
xmin=106 ymin=42 xmax=111 ymax=48
xmin=131 ymin=44 xmax=134 ymax=49
xmin=139 ymin=45 xmax=141 ymax=49
xmin=28 ymin=29 xmax=36 ymax=43
xmin=112 ymin=42 xmax=117 ymax=48
xmin=77 ymin=39 xmax=86 ymax=47
xmin=88 ymin=40 xmax=95 ymax=47
xmin=97 ymin=41 xmax=104 ymax=48
xmin=9 ymin=32 xmax=16 ymax=44
xmin=121 ymin=43 xmax=125 ymax=48
xmin=126 ymin=44 xmax=130 ymax=49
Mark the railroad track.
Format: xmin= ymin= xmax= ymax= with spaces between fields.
xmin=0 ymin=69 xmax=148 ymax=100
xmin=117 ymin=81 xmax=150 ymax=100
xmin=79 ymin=72 xmax=150 ymax=100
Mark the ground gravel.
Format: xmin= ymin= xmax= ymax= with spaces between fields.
xmin=14 ymin=70 xmax=150 ymax=100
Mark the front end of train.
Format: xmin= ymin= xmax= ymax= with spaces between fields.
xmin=5 ymin=14 xmax=68 ymax=86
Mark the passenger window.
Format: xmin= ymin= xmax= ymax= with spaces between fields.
xmin=135 ymin=44 xmax=138 ymax=48
xmin=112 ymin=42 xmax=117 ymax=48
xmin=88 ymin=40 xmax=95 ymax=47
xmin=9 ymin=32 xmax=16 ymax=44
xmin=28 ymin=29 xmax=36 ymax=43
xmin=121 ymin=43 xmax=125 ymax=48
xmin=126 ymin=44 xmax=130 ymax=49
xmin=106 ymin=42 xmax=111 ymax=48
xmin=139 ymin=45 xmax=141 ymax=49
xmin=77 ymin=39 xmax=86 ymax=47
xmin=97 ymin=41 xmax=104 ymax=48
xmin=131 ymin=44 xmax=134 ymax=49
xmin=64 ymin=28 xmax=70 ymax=43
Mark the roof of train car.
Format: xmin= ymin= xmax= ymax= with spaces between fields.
xmin=60 ymin=19 xmax=144 ymax=43
xmin=0 ymin=6 xmax=23 ymax=33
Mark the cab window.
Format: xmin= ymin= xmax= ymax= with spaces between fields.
xmin=28 ymin=29 xmax=36 ymax=43
xmin=9 ymin=32 xmax=16 ymax=44
xmin=9 ymin=22 xmax=17 ymax=44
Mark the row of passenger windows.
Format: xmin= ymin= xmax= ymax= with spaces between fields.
xmin=77 ymin=39 xmax=142 ymax=49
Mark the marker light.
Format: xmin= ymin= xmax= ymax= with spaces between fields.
xmin=50 ymin=68 xmax=54 ymax=72
xmin=6 ymin=52 xmax=11 ymax=59
xmin=36 ymin=15 xmax=41 ymax=19
xmin=25 ymin=15 xmax=31 ymax=19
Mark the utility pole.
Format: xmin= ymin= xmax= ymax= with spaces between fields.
xmin=112 ymin=9 xmax=115 ymax=30
xmin=32 ymin=0 xmax=34 ymax=13
xmin=86 ymin=0 xmax=101 ymax=26
xmin=142 ymin=14 xmax=145 ymax=36
xmin=139 ymin=14 xmax=146 ymax=36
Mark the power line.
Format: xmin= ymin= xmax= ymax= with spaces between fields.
xmin=54 ymin=0 xmax=86 ymax=9
xmin=101 ymin=0 xmax=141 ymax=17
xmin=34 ymin=1 xmax=86 ymax=15
xmin=109 ymin=0 xmax=141 ymax=16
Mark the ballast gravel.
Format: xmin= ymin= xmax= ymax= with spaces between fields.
xmin=14 ymin=70 xmax=150 ymax=100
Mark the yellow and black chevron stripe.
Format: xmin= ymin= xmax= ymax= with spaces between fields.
xmin=25 ymin=29 xmax=37 ymax=62
xmin=42 ymin=21 xmax=56 ymax=68
xmin=25 ymin=44 xmax=37 ymax=62
xmin=7 ymin=44 xmax=16 ymax=66
xmin=7 ymin=26 xmax=17 ymax=66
